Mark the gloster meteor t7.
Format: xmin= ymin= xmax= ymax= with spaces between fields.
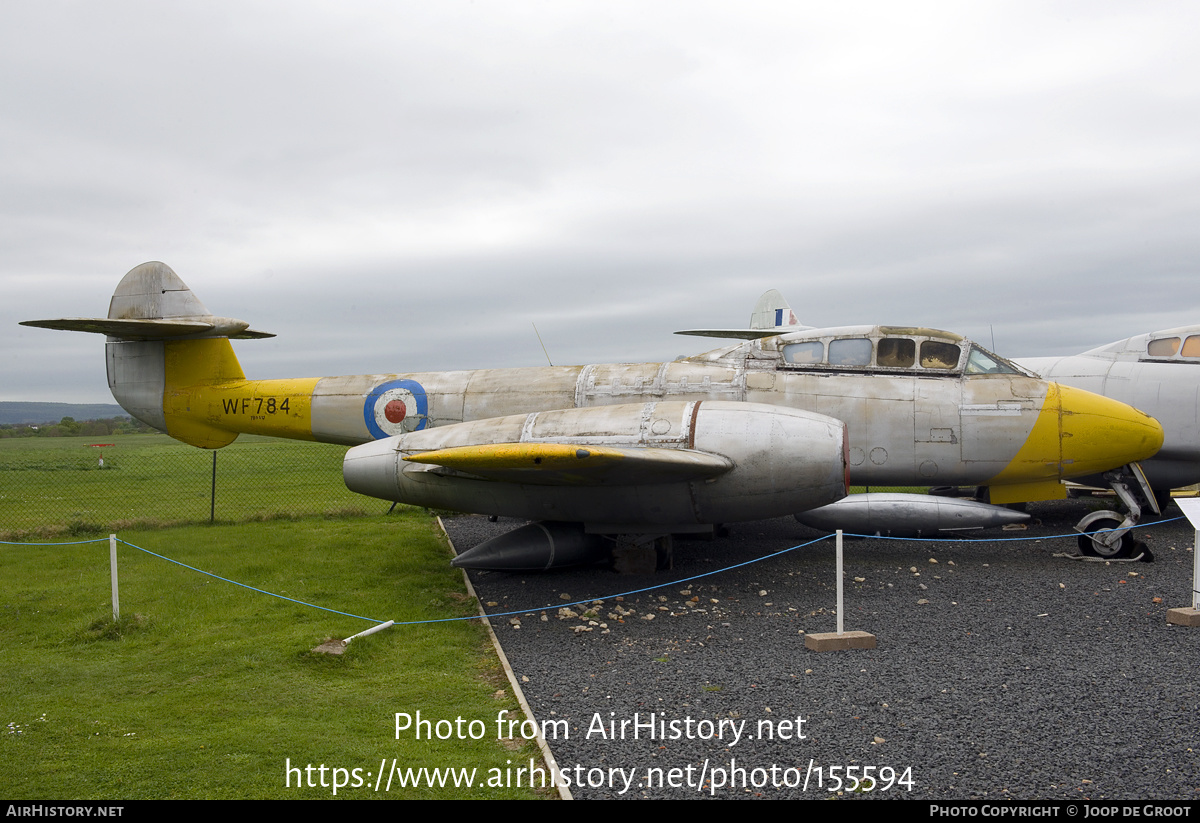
xmin=22 ymin=263 xmax=1163 ymax=570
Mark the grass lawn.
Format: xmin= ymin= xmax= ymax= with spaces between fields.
xmin=0 ymin=434 xmax=375 ymax=538
xmin=1 ymin=511 xmax=545 ymax=799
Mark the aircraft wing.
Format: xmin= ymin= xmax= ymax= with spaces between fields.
xmin=344 ymin=400 xmax=849 ymax=529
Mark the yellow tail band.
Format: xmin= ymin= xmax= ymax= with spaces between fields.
xmin=162 ymin=338 xmax=319 ymax=448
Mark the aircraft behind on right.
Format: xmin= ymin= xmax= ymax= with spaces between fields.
xmin=1017 ymin=326 xmax=1200 ymax=508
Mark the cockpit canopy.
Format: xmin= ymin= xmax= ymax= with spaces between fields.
xmin=1084 ymin=324 xmax=1200 ymax=362
xmin=1144 ymin=330 xmax=1200 ymax=361
xmin=700 ymin=325 xmax=1030 ymax=377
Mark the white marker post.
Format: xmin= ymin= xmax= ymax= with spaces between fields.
xmin=804 ymin=529 xmax=877 ymax=651
xmin=836 ymin=529 xmax=844 ymax=635
xmin=345 ymin=620 xmax=395 ymax=643
xmin=1167 ymin=499 xmax=1200 ymax=626
xmin=109 ymin=534 xmax=119 ymax=621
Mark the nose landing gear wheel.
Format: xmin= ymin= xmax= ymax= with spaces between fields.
xmin=1077 ymin=515 xmax=1135 ymax=559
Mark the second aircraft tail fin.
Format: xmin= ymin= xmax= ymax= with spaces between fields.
xmin=674 ymin=288 xmax=811 ymax=340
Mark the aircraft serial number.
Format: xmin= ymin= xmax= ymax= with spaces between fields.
xmin=222 ymin=397 xmax=291 ymax=415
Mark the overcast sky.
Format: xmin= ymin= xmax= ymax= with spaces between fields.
xmin=4 ymin=1 xmax=1198 ymax=403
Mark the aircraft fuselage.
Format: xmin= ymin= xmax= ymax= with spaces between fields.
xmin=129 ymin=324 xmax=1162 ymax=504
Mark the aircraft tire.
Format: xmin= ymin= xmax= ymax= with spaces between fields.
xmin=1077 ymin=514 xmax=1135 ymax=559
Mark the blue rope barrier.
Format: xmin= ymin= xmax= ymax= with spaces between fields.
xmin=0 ymin=537 xmax=111 ymax=546
xmin=3 ymin=512 xmax=1190 ymax=630
xmin=116 ymin=538 xmax=385 ymax=625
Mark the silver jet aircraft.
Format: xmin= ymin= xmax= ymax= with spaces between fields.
xmin=22 ymin=263 xmax=1164 ymax=570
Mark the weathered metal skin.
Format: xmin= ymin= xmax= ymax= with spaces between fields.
xmin=260 ymin=327 xmax=1161 ymax=501
xmin=24 ymin=263 xmax=1165 ymax=510
xmin=343 ymin=401 xmax=848 ymax=525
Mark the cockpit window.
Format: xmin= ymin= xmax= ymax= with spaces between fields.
xmin=920 ymin=341 xmax=960 ymax=370
xmin=877 ymin=337 xmax=915 ymax=368
xmin=1183 ymin=336 xmax=1200 ymax=358
xmin=828 ymin=338 xmax=872 ymax=366
xmin=771 ymin=330 xmax=985 ymax=375
xmin=1148 ymin=337 xmax=1180 ymax=357
xmin=782 ymin=341 xmax=823 ymax=365
xmin=965 ymin=345 xmax=1022 ymax=375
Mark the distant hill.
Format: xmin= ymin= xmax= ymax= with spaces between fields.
xmin=0 ymin=402 xmax=129 ymax=426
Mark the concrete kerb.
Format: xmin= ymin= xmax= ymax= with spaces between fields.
xmin=438 ymin=516 xmax=572 ymax=800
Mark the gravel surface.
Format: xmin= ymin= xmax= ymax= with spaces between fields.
xmin=443 ymin=501 xmax=1200 ymax=800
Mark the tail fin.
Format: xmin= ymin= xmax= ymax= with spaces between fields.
xmin=748 ymin=289 xmax=803 ymax=333
xmin=21 ymin=262 xmax=273 ymax=448
xmin=674 ymin=289 xmax=810 ymax=340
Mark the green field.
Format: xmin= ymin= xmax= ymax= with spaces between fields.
xmin=1 ymin=517 xmax=544 ymax=799
xmin=0 ymin=433 xmax=378 ymax=538
xmin=1 ymin=435 xmax=545 ymax=799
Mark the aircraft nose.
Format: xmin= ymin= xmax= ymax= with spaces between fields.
xmin=1054 ymin=383 xmax=1164 ymax=476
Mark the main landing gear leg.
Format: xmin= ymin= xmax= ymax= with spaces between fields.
xmin=611 ymin=534 xmax=673 ymax=574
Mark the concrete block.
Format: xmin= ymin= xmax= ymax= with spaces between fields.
xmin=804 ymin=630 xmax=877 ymax=651
xmin=1167 ymin=607 xmax=1200 ymax=627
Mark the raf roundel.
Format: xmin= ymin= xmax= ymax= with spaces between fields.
xmin=363 ymin=379 xmax=429 ymax=439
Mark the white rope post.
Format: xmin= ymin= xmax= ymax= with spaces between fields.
xmin=804 ymin=528 xmax=876 ymax=650
xmin=109 ymin=534 xmax=120 ymax=621
xmin=345 ymin=620 xmax=395 ymax=644
xmin=836 ymin=529 xmax=844 ymax=635
xmin=1193 ymin=521 xmax=1199 ymax=611
xmin=1167 ymin=499 xmax=1200 ymax=626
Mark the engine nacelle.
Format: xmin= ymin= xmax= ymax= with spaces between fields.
xmin=343 ymin=400 xmax=847 ymax=527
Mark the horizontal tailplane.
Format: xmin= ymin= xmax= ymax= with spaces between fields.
xmin=22 ymin=262 xmax=274 ymax=448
